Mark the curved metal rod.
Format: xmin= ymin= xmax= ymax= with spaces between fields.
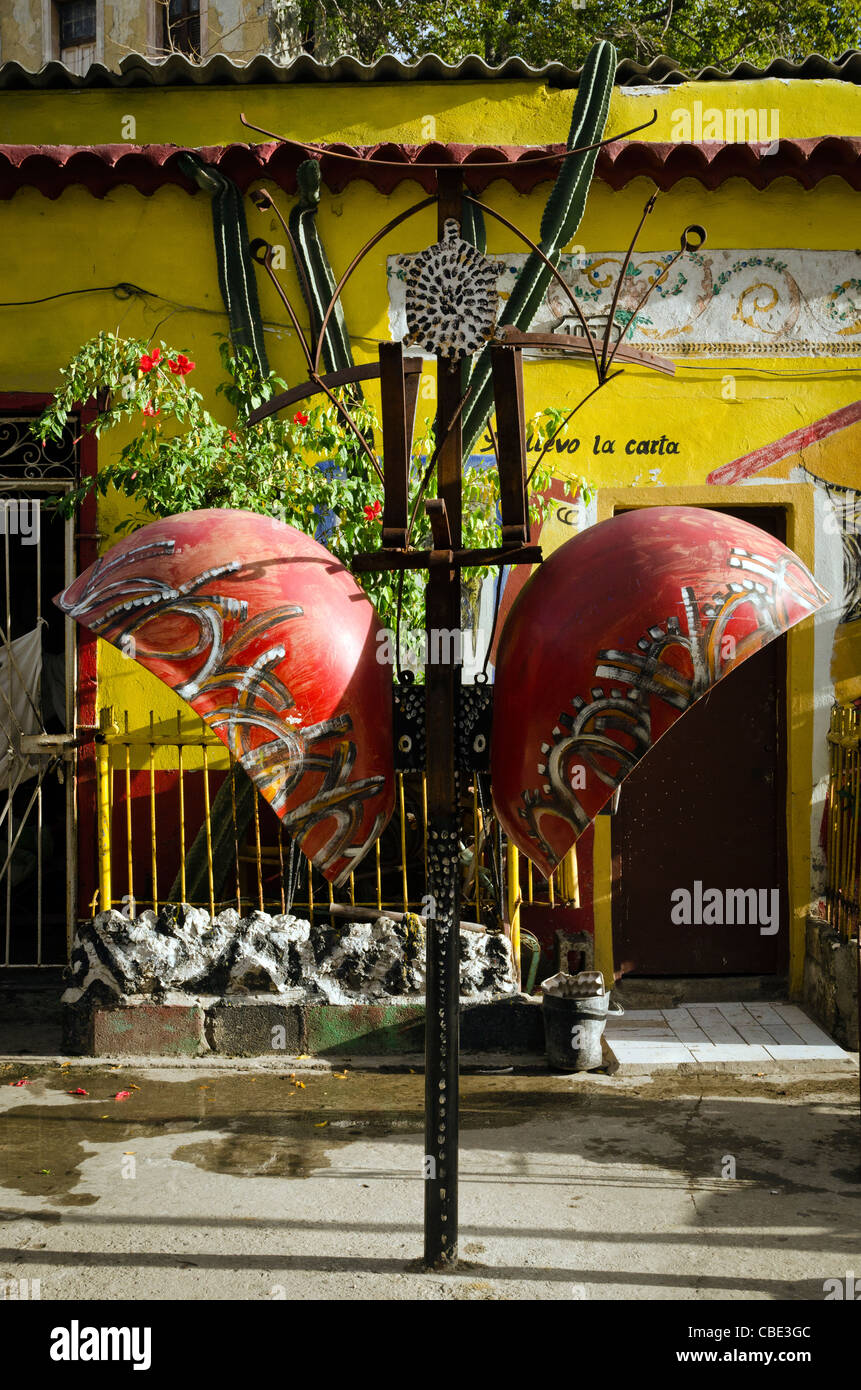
xmin=525 ymin=370 xmax=623 ymax=488
xmin=250 ymin=239 xmax=384 ymax=483
xmin=250 ymin=238 xmax=316 ymax=375
xmin=237 ymin=109 xmax=659 ymax=170
xmin=463 ymin=194 xmax=603 ymax=380
xmin=313 ymin=195 xmax=437 ymax=376
xmin=406 ymin=377 xmax=477 ymax=547
xmin=604 ymin=223 xmax=706 ymax=374
xmin=250 ymin=189 xmax=319 ymax=359
xmin=601 ymin=192 xmax=657 ymax=378
xmin=247 ymin=360 xmax=422 ymax=426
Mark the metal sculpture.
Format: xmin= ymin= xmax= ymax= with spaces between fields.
xmin=491 ymin=507 xmax=830 ymax=878
xmin=230 ymin=39 xmax=709 ymax=1272
xmin=402 ymin=218 xmax=502 ymax=357
xmin=57 ymin=510 xmax=395 ymax=887
xmin=54 ymin=36 xmax=830 ymax=1278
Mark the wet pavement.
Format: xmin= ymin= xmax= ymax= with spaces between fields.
xmin=1 ymin=1061 xmax=859 ymax=1299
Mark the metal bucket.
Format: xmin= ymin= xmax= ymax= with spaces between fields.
xmin=542 ymin=988 xmax=622 ymax=1071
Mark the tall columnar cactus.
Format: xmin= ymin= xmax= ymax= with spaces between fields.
xmin=460 ymin=39 xmax=616 ymax=459
xmin=177 ymin=152 xmax=271 ymax=377
xmin=290 ymin=157 xmax=359 ymax=377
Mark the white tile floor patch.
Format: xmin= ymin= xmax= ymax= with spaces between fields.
xmin=605 ymin=1001 xmax=850 ymax=1068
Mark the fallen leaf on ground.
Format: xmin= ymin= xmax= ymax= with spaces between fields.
xmin=314 ymin=1121 xmax=328 ymax=1127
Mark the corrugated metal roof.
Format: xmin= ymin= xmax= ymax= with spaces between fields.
xmin=2 ymin=136 xmax=859 ymax=199
xmin=1 ymin=48 xmax=860 ymax=90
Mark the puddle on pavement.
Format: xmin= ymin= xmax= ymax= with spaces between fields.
xmin=1 ymin=1064 xmax=858 ymax=1205
xmin=0 ymin=1069 xmax=585 ymax=1202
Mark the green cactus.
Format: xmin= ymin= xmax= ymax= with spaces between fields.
xmin=290 ymin=159 xmax=359 ymax=377
xmin=177 ymin=151 xmax=270 ymax=377
xmin=460 ymin=39 xmax=616 ymax=458
xmin=460 ymin=194 xmax=487 ymax=258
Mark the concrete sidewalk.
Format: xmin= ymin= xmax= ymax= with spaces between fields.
xmin=1 ymin=1060 xmax=859 ymax=1300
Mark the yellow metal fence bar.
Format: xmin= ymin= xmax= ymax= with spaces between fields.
xmin=201 ymin=735 xmax=215 ymax=919
xmin=97 ymin=711 xmax=607 ymax=939
xmin=177 ymin=717 xmax=187 ymax=904
xmin=252 ymin=785 xmax=264 ymax=911
xmin=506 ymin=841 xmax=521 ymax=986
xmin=422 ymin=773 xmax=429 ymax=892
xmin=149 ymin=713 xmax=158 ymax=914
xmin=848 ymin=721 xmax=860 ymax=938
xmin=825 ymin=704 xmax=861 ymax=939
xmin=375 ymin=838 xmax=382 ymax=913
xmin=96 ymin=710 xmax=113 ymax=913
xmin=124 ymin=737 xmax=134 ymax=918
xmin=472 ymin=782 xmax=481 ymax=920
xmin=277 ymin=820 xmax=286 ymax=914
xmin=228 ymin=753 xmax=242 ymax=914
xmin=397 ymin=771 xmax=408 ymax=911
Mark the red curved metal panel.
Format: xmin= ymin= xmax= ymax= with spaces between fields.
xmin=491 ymin=506 xmax=830 ymax=879
xmin=57 ymin=509 xmax=395 ymax=886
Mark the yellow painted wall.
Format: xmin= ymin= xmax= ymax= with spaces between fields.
xmin=0 ymin=74 xmax=858 ymax=980
xmin=2 ymin=77 xmax=860 ymax=149
xmin=0 ymin=102 xmax=857 ymax=720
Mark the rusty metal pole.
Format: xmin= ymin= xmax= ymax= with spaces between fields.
xmin=423 ymin=167 xmax=464 ymax=1269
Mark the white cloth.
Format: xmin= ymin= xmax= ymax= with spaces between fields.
xmin=0 ymin=626 xmax=43 ymax=790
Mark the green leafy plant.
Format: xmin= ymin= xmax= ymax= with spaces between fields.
xmin=37 ymin=331 xmax=588 ymax=656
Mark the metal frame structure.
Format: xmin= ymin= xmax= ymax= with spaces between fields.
xmin=240 ymin=119 xmax=695 ymax=1264
xmin=0 ymin=414 xmax=77 ymax=966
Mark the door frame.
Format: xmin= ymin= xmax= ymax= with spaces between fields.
xmin=591 ymin=483 xmax=817 ymax=995
xmin=0 ymin=392 xmax=99 ymax=962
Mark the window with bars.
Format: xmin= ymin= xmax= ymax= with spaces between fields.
xmin=163 ymin=0 xmax=201 ymax=58
xmin=57 ymin=1 xmax=97 ymax=49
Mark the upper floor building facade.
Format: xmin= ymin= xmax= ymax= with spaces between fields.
xmin=0 ymin=1 xmax=277 ymax=73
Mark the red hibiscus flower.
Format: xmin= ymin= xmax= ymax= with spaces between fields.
xmin=168 ymin=354 xmax=195 ymax=376
xmin=139 ymin=347 xmax=161 ymax=373
xmin=363 ymin=499 xmax=383 ymax=522
xmin=142 ymin=402 xmax=160 ymax=417
xmin=293 ymin=411 xmax=309 ymax=427
xmin=227 ymin=430 xmax=238 ymax=444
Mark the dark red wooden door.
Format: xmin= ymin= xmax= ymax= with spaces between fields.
xmin=611 ymin=506 xmax=788 ymax=977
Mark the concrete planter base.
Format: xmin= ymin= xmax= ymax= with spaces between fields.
xmin=803 ymin=916 xmax=859 ymax=1050
xmin=63 ymin=992 xmax=545 ymax=1059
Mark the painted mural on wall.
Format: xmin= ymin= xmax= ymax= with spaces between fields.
xmin=708 ymin=400 xmax=861 ymax=703
xmin=57 ymin=510 xmax=396 ymax=886
xmin=491 ymin=506 xmax=829 ymax=878
xmin=390 ymin=249 xmax=861 ymax=357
